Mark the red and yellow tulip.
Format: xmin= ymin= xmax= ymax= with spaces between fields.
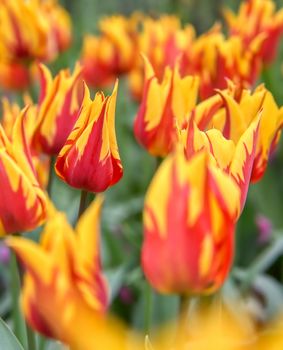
xmin=181 ymin=116 xmax=259 ymax=212
xmin=225 ymin=0 xmax=283 ymax=64
xmin=6 ymin=197 xmax=115 ymax=349
xmin=207 ymin=83 xmax=283 ymax=182
xmin=142 ymin=150 xmax=240 ymax=294
xmin=0 ymin=61 xmax=30 ymax=91
xmin=128 ymin=15 xmax=195 ymax=101
xmin=0 ymin=108 xmax=47 ymax=235
xmin=185 ymin=82 xmax=283 ymax=183
xmin=134 ymin=57 xmax=199 ymax=157
xmin=0 ymin=0 xmax=72 ymax=91
xmin=81 ymin=15 xmax=139 ymax=88
xmin=55 ymin=81 xmax=123 ymax=193
xmin=32 ymin=63 xmax=83 ymax=155
xmin=41 ymin=0 xmax=72 ymax=54
xmin=0 ymin=0 xmax=72 ymax=62
xmin=181 ymin=25 xmax=263 ymax=99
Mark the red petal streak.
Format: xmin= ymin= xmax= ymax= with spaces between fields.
xmin=0 ymin=159 xmax=45 ymax=234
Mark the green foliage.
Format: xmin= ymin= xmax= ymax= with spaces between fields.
xmin=0 ymin=317 xmax=24 ymax=350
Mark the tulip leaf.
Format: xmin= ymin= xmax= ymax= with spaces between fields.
xmin=0 ymin=317 xmax=24 ymax=350
xmin=252 ymin=274 xmax=283 ymax=321
xmin=105 ymin=265 xmax=128 ymax=302
xmin=235 ymin=235 xmax=283 ymax=292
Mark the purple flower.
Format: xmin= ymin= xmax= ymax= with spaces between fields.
xmin=119 ymin=286 xmax=134 ymax=304
xmin=0 ymin=243 xmax=10 ymax=264
xmin=255 ymin=215 xmax=273 ymax=244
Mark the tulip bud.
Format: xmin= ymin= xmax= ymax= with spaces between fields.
xmin=55 ymin=81 xmax=123 ymax=193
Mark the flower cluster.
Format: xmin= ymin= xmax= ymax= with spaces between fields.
xmin=82 ymin=0 xmax=283 ymax=101
xmin=0 ymin=0 xmax=283 ymax=349
xmin=0 ymin=0 xmax=72 ymax=90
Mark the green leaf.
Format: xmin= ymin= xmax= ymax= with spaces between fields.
xmin=252 ymin=274 xmax=283 ymax=321
xmin=105 ymin=265 xmax=128 ymax=302
xmin=0 ymin=317 xmax=24 ymax=350
xmin=235 ymin=235 xmax=283 ymax=292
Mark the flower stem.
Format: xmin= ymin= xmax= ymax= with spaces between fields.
xmin=10 ymin=252 xmax=37 ymax=350
xmin=9 ymin=252 xmax=25 ymax=346
xmin=176 ymin=295 xmax=191 ymax=344
xmin=77 ymin=190 xmax=89 ymax=220
xmin=144 ymin=281 xmax=153 ymax=335
xmin=25 ymin=323 xmax=37 ymax=350
xmin=179 ymin=294 xmax=190 ymax=317
xmin=47 ymin=156 xmax=55 ymax=197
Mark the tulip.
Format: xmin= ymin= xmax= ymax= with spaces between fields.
xmin=128 ymin=15 xmax=195 ymax=101
xmin=81 ymin=35 xmax=117 ymax=88
xmin=142 ymin=150 xmax=240 ymax=294
xmin=224 ymin=0 xmax=283 ymax=64
xmin=6 ymin=197 xmax=118 ymax=348
xmin=181 ymin=116 xmax=259 ymax=212
xmin=0 ymin=61 xmax=30 ymax=90
xmin=186 ymin=81 xmax=283 ymax=182
xmin=180 ymin=25 xmax=263 ymax=99
xmin=134 ymin=57 xmax=199 ymax=157
xmin=32 ymin=63 xmax=83 ymax=155
xmin=210 ymin=83 xmax=283 ymax=182
xmin=0 ymin=0 xmax=72 ymax=91
xmin=81 ymin=15 xmax=139 ymax=88
xmin=0 ymin=108 xmax=47 ymax=235
xmin=1 ymin=96 xmax=51 ymax=188
xmin=0 ymin=0 xmax=72 ymax=63
xmin=55 ymin=81 xmax=123 ymax=193
xmin=0 ymin=0 xmax=52 ymax=62
xmin=41 ymin=0 xmax=72 ymax=53
xmin=1 ymin=95 xmax=36 ymax=140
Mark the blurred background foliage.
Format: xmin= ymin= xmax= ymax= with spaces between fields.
xmin=3 ymin=0 xmax=283 ymax=347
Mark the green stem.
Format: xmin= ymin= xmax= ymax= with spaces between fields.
xmin=25 ymin=323 xmax=37 ymax=350
xmin=144 ymin=281 xmax=153 ymax=335
xmin=155 ymin=157 xmax=163 ymax=171
xmin=77 ymin=190 xmax=89 ymax=220
xmin=177 ymin=295 xmax=191 ymax=344
xmin=9 ymin=252 xmax=25 ymax=346
xmin=179 ymin=295 xmax=190 ymax=317
xmin=261 ymin=66 xmax=273 ymax=92
xmin=10 ymin=251 xmax=37 ymax=350
xmin=47 ymin=156 xmax=55 ymax=197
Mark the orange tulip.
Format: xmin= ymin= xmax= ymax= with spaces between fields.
xmin=81 ymin=15 xmax=139 ymax=88
xmin=180 ymin=25 xmax=263 ymax=99
xmin=0 ymin=61 xmax=30 ymax=90
xmin=225 ymin=0 xmax=283 ymax=64
xmin=6 ymin=197 xmax=114 ymax=348
xmin=0 ymin=0 xmax=72 ymax=62
xmin=32 ymin=63 xmax=83 ymax=155
xmin=128 ymin=15 xmax=195 ymax=101
xmin=0 ymin=108 xmax=47 ymax=235
xmin=181 ymin=116 xmax=259 ymax=212
xmin=142 ymin=150 xmax=240 ymax=294
xmin=134 ymin=57 xmax=199 ymax=157
xmin=55 ymin=81 xmax=123 ymax=193
xmin=184 ymin=82 xmax=283 ymax=183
